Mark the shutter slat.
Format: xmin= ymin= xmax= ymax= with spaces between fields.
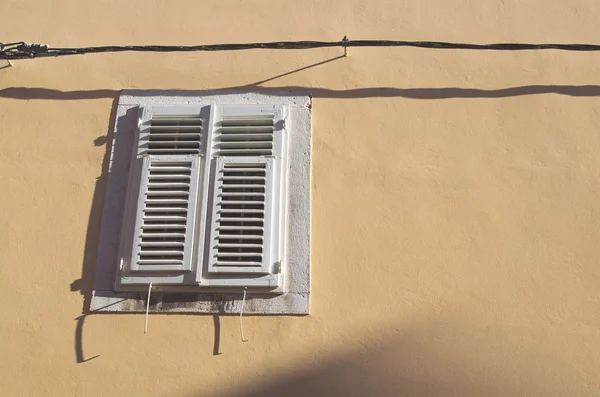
xmin=140 ymin=250 xmax=184 ymax=256
xmin=218 ymin=209 xmax=264 ymax=214
xmin=219 ymin=142 xmax=273 ymax=149
xmin=148 ymin=166 xmax=193 ymax=172
xmin=139 ymin=259 xmax=184 ymax=265
xmin=144 ymin=215 xmax=188 ymax=220
xmin=141 ymin=232 xmax=186 ymax=237
xmin=141 ymin=242 xmax=185 ymax=247
xmin=221 ymin=168 xmax=267 ymax=173
xmin=142 ymin=225 xmax=185 ymax=230
xmin=218 ymin=149 xmax=272 ymax=156
xmin=218 ymin=200 xmax=264 ymax=205
xmin=144 ymin=207 xmax=187 ymax=213
xmin=217 ymin=244 xmax=263 ymax=248
xmin=147 ymin=141 xmax=200 ymax=147
xmin=152 ymin=117 xmax=203 ymax=123
xmin=146 ymin=190 xmax=189 ymax=196
xmin=221 ymin=176 xmax=265 ymax=181
xmin=147 ymin=149 xmax=200 ymax=155
xmin=146 ymin=199 xmax=189 ymax=204
xmin=215 ymin=252 xmax=262 ymax=257
xmin=217 ymin=234 xmax=263 ymax=239
xmin=218 ymin=226 xmax=264 ymax=231
xmin=218 ymin=217 xmax=264 ymax=222
xmin=148 ymin=182 xmax=190 ymax=188
xmin=150 ymin=126 xmax=202 ymax=131
xmin=221 ymin=192 xmax=265 ymax=196
xmin=220 ymin=126 xmax=274 ymax=133
xmin=149 ymin=175 xmax=191 ymax=180
xmin=220 ymin=184 xmax=265 ymax=188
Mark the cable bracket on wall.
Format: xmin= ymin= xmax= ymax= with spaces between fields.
xmin=342 ymin=35 xmax=349 ymax=57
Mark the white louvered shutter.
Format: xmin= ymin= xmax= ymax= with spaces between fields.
xmin=119 ymin=106 xmax=206 ymax=286
xmin=130 ymin=155 xmax=200 ymax=272
xmin=205 ymin=105 xmax=286 ymax=277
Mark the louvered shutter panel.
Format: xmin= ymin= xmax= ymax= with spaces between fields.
xmin=139 ymin=111 xmax=203 ymax=156
xmin=206 ymin=105 xmax=285 ymax=277
xmin=119 ymin=106 xmax=206 ymax=286
xmin=208 ymin=157 xmax=275 ymax=274
xmin=130 ymin=155 xmax=200 ymax=272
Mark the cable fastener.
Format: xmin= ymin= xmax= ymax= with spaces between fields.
xmin=342 ymin=35 xmax=349 ymax=57
xmin=16 ymin=42 xmax=49 ymax=58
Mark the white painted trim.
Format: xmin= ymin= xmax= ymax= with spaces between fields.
xmin=91 ymin=91 xmax=311 ymax=314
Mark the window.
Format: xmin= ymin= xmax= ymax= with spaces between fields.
xmin=91 ymin=92 xmax=310 ymax=314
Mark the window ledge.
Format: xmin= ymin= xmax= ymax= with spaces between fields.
xmin=91 ymin=291 xmax=309 ymax=314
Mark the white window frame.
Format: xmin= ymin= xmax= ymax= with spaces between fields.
xmin=90 ymin=92 xmax=310 ymax=314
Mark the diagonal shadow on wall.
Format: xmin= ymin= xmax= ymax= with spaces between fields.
xmin=200 ymin=322 xmax=560 ymax=397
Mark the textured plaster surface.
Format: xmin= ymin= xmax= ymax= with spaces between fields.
xmin=3 ymin=1 xmax=600 ymax=396
xmin=91 ymin=92 xmax=311 ymax=314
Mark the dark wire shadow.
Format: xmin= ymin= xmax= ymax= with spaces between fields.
xmin=0 ymin=87 xmax=119 ymax=100
xmin=3 ymin=84 xmax=600 ymax=101
xmin=213 ymin=301 xmax=226 ymax=355
xmin=75 ymin=315 xmax=100 ymax=363
xmin=246 ymin=55 xmax=345 ymax=86
xmin=75 ymin=298 xmax=128 ymax=363
xmin=213 ymin=315 xmax=221 ymax=355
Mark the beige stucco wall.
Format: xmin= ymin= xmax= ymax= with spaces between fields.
xmin=2 ymin=1 xmax=600 ymax=395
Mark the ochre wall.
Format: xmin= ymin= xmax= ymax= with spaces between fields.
xmin=2 ymin=1 xmax=600 ymax=396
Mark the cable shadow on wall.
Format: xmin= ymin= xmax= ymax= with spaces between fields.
xmin=3 ymin=84 xmax=600 ymax=101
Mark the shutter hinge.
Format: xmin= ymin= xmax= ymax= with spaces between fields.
xmin=119 ymin=257 xmax=124 ymax=270
xmin=273 ymin=261 xmax=281 ymax=274
xmin=137 ymin=117 xmax=142 ymax=130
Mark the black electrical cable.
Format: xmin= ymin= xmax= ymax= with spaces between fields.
xmin=2 ymin=37 xmax=600 ymax=60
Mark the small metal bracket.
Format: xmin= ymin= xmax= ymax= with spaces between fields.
xmin=342 ymin=35 xmax=349 ymax=57
xmin=17 ymin=42 xmax=49 ymax=58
